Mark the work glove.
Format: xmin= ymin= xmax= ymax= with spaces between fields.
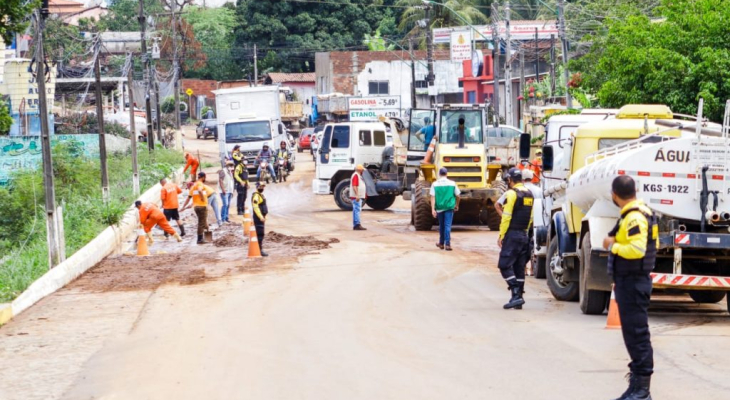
xmin=146 ymin=232 xmax=154 ymax=245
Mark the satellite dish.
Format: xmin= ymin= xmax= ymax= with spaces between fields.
xmin=472 ymin=49 xmax=483 ymax=77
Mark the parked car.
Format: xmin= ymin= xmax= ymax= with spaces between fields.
xmin=298 ymin=128 xmax=314 ymax=152
xmin=196 ymin=119 xmax=218 ymax=140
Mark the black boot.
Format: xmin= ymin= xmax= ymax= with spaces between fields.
xmin=179 ymin=225 xmax=186 ymax=237
xmin=613 ymin=373 xmax=637 ymax=400
xmin=197 ymin=234 xmax=204 ymax=244
xmin=503 ymin=285 xmax=525 ymax=309
xmin=625 ymin=375 xmax=651 ymax=400
xmin=515 ymin=281 xmax=525 ymax=310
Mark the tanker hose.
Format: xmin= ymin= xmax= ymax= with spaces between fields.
xmin=711 ymin=191 xmax=719 ymax=212
xmin=700 ymin=165 xmax=709 ymax=232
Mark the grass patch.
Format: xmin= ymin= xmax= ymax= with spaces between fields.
xmin=0 ymin=143 xmax=183 ymax=302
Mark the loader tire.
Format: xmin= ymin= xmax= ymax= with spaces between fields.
xmin=413 ymin=180 xmax=434 ymax=231
xmin=484 ymin=179 xmax=507 ymax=231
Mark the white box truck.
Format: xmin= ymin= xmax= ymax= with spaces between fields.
xmin=214 ymin=86 xmax=291 ymax=171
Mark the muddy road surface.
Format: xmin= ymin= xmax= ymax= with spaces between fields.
xmin=1 ymin=133 xmax=730 ymax=400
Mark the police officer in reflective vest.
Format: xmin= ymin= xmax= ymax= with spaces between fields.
xmin=252 ymin=182 xmax=269 ymax=257
xmin=603 ymin=175 xmax=657 ymax=400
xmin=497 ymin=167 xmax=534 ymax=309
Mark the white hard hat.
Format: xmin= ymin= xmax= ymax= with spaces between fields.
xmin=522 ymin=168 xmax=534 ymax=180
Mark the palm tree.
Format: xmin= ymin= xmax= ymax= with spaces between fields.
xmin=397 ymin=0 xmax=489 ymax=36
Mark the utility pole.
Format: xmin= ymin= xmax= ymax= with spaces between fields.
xmin=127 ymin=60 xmax=139 ymax=196
xmin=519 ymin=49 xmax=525 ymax=129
xmin=425 ymin=4 xmax=435 ymax=107
xmin=491 ymin=3 xmax=500 ymax=126
xmin=409 ymin=38 xmax=416 ymax=109
xmin=550 ymin=34 xmax=556 ymax=96
xmin=171 ymin=0 xmax=180 ymax=130
xmin=558 ymin=0 xmax=573 ymax=107
xmin=154 ymin=79 xmax=162 ymax=142
xmin=534 ymin=28 xmax=539 ymax=87
xmin=253 ymin=44 xmax=258 ymax=86
xmin=504 ymin=1 xmax=513 ymax=126
xmin=94 ymin=42 xmax=110 ymax=203
xmin=36 ymin=2 xmax=62 ymax=268
xmin=138 ymin=0 xmax=154 ymax=151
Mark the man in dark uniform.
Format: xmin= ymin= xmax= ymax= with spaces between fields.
xmin=497 ymin=167 xmax=534 ymax=310
xmin=603 ymin=175 xmax=656 ymax=400
xmin=234 ymin=159 xmax=249 ymax=215
xmin=252 ymin=182 xmax=269 ymax=257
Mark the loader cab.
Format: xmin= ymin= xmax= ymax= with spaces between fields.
xmin=407 ymin=109 xmax=436 ymax=162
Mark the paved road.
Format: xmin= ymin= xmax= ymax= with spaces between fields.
xmin=1 ymin=134 xmax=730 ymax=400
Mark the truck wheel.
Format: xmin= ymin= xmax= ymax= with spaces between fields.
xmin=413 ymin=180 xmax=434 ymax=231
xmin=334 ymin=179 xmax=353 ymax=211
xmin=366 ymin=195 xmax=396 ymax=210
xmin=546 ymin=239 xmax=579 ymax=301
xmin=688 ymin=290 xmax=726 ymax=304
xmin=297 ymin=146 xmax=302 ymax=153
xmin=579 ymin=232 xmax=610 ymax=315
xmin=534 ymin=253 xmax=547 ymax=279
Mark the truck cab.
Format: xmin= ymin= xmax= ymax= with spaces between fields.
xmin=220 ymin=116 xmax=290 ymax=172
xmin=312 ymin=121 xmax=400 ymax=211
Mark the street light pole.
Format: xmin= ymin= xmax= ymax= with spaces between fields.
xmin=138 ymin=0 xmax=154 ymax=151
xmin=504 ymin=1 xmax=513 ymax=126
xmin=425 ymin=4 xmax=435 ymax=107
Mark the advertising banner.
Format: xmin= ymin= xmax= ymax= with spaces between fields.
xmin=450 ymin=30 xmax=472 ymax=62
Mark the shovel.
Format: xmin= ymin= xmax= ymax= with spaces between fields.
xmin=204 ymin=229 xmax=213 ymax=242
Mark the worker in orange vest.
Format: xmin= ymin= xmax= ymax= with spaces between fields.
xmin=183 ymin=152 xmax=200 ymax=182
xmin=135 ymin=201 xmax=182 ymax=243
xmin=517 ymin=149 xmax=542 ymax=184
xmin=160 ymin=178 xmax=185 ymax=237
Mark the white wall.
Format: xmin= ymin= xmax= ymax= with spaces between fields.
xmin=356 ymin=59 xmax=464 ymax=109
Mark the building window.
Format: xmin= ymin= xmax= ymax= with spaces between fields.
xmin=415 ymin=80 xmax=428 ymax=89
xmin=368 ymin=81 xmax=389 ymax=95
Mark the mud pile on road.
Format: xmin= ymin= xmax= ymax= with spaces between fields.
xmin=68 ymin=253 xmax=211 ymax=292
xmin=213 ymin=224 xmax=245 ymax=247
xmin=267 ymin=231 xmax=340 ymax=250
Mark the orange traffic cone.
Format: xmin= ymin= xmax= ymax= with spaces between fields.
xmin=423 ymin=138 xmax=436 ymax=164
xmin=605 ymin=286 xmax=621 ymax=329
xmin=136 ymin=227 xmax=150 ymax=257
xmin=243 ymin=208 xmax=252 ymax=236
xmin=247 ymin=224 xmax=262 ymax=258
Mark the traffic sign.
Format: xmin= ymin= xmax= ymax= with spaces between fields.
xmin=186 ymin=88 xmax=193 ymax=96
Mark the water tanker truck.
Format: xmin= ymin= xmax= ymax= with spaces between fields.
xmin=532 ymin=102 xmax=730 ymax=315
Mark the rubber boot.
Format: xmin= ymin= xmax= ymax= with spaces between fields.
xmin=503 ymin=285 xmax=525 ymax=309
xmin=179 ymin=225 xmax=186 ymax=237
xmin=515 ymin=281 xmax=525 ymax=310
xmin=613 ymin=373 xmax=637 ymax=400
xmin=197 ymin=234 xmax=204 ymax=244
xmin=146 ymin=232 xmax=154 ymax=245
xmin=173 ymin=233 xmax=183 ymax=243
xmin=625 ymin=375 xmax=651 ymax=400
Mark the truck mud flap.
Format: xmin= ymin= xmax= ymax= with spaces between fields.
xmin=553 ymin=211 xmax=577 ymax=254
xmin=586 ymin=251 xmax=612 ymax=291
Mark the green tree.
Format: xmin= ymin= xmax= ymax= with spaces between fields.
xmin=100 ymin=0 xmax=164 ymax=32
xmin=363 ymin=30 xmax=395 ymax=51
xmin=183 ymin=6 xmax=240 ymax=81
xmin=234 ymin=0 xmax=403 ymax=74
xmin=571 ymin=0 xmax=730 ymax=121
xmin=43 ymin=16 xmax=88 ymax=65
xmin=397 ymin=0 xmax=487 ymax=36
xmin=0 ymin=98 xmax=12 ymax=135
xmin=0 ymin=0 xmax=39 ymax=44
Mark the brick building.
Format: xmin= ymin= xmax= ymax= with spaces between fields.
xmin=315 ymin=50 xmax=464 ymax=109
xmin=181 ymin=79 xmax=217 ymax=100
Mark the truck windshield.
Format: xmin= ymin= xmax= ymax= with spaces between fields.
xmin=225 ymin=121 xmax=271 ymax=143
xmin=439 ymin=110 xmax=483 ymax=144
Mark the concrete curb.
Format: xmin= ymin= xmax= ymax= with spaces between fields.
xmin=1 ymin=169 xmax=184 ymax=326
